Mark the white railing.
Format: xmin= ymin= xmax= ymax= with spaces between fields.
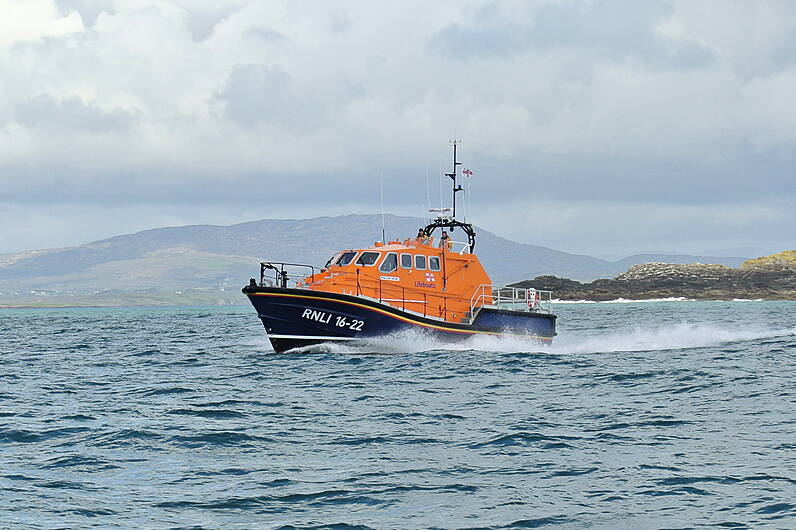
xmin=468 ymin=284 xmax=553 ymax=323
xmin=449 ymin=240 xmax=472 ymax=254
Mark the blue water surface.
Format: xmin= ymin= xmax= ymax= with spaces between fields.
xmin=1 ymin=301 xmax=795 ymax=528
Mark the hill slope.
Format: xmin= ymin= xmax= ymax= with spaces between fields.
xmin=0 ymin=214 xmax=748 ymax=303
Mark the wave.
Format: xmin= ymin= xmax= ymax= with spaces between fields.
xmin=294 ymin=324 xmax=796 ymax=356
xmin=549 ymin=323 xmax=796 ymax=354
xmin=732 ymin=298 xmax=765 ymax=302
xmin=553 ymin=297 xmax=694 ymax=304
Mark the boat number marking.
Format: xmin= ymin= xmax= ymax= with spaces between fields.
xmin=301 ymin=309 xmax=364 ymax=332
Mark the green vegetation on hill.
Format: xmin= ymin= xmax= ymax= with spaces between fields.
xmin=741 ymin=250 xmax=796 ymax=269
xmin=0 ymin=214 xmax=752 ymax=307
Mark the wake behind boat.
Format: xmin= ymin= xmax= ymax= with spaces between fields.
xmin=243 ymin=143 xmax=557 ymax=353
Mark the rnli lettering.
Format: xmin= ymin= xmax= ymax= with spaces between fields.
xmin=301 ymin=308 xmax=365 ymax=332
xmin=302 ymin=308 xmax=331 ymax=324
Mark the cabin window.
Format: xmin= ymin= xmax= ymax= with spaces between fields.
xmin=379 ymin=252 xmax=398 ymax=273
xmin=400 ymin=253 xmax=413 ymax=269
xmin=414 ymin=254 xmax=427 ymax=270
xmin=429 ymin=256 xmax=440 ymax=271
xmin=356 ymin=251 xmax=380 ymax=266
xmin=335 ymin=251 xmax=357 ymax=266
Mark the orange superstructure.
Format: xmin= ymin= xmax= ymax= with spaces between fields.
xmin=298 ymin=236 xmax=492 ymax=323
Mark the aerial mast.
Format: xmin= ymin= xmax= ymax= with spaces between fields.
xmin=424 ymin=141 xmax=477 ymax=251
xmin=445 ymin=140 xmax=463 ymax=219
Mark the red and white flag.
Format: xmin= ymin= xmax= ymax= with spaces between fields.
xmin=463 ymin=168 xmax=474 ymax=176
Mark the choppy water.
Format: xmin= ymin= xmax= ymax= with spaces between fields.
xmin=1 ymin=301 xmax=795 ymax=528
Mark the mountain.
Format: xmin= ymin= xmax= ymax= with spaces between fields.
xmin=0 ymin=214 xmax=748 ymax=305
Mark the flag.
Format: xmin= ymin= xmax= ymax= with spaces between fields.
xmin=463 ymin=168 xmax=474 ymax=176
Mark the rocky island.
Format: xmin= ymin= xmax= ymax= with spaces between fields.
xmin=513 ymin=250 xmax=796 ymax=301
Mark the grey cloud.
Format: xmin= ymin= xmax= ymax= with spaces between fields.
xmin=185 ymin=4 xmax=245 ymax=42
xmin=244 ymin=26 xmax=285 ymax=42
xmin=430 ymin=0 xmax=714 ymax=69
xmin=214 ymin=63 xmax=360 ymax=131
xmin=215 ymin=64 xmax=293 ymax=127
xmin=329 ymin=13 xmax=352 ymax=34
xmin=428 ymin=3 xmax=527 ymax=59
xmin=14 ymin=95 xmax=137 ymax=132
xmin=54 ymin=0 xmax=107 ymax=27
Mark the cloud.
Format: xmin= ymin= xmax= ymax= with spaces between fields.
xmin=182 ymin=2 xmax=245 ymax=41
xmin=0 ymin=0 xmax=794 ymax=256
xmin=54 ymin=0 xmax=107 ymax=27
xmin=243 ymin=26 xmax=285 ymax=42
xmin=429 ymin=0 xmax=714 ymax=69
xmin=215 ymin=64 xmax=294 ymax=127
xmin=14 ymin=94 xmax=138 ymax=131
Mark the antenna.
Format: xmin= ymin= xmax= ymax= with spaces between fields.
xmin=438 ymin=161 xmax=443 ymax=212
xmin=425 ymin=168 xmax=431 ymax=225
xmin=445 ymin=140 xmax=463 ymax=219
xmin=380 ymin=171 xmax=386 ymax=243
xmin=467 ymin=169 xmax=472 ymax=222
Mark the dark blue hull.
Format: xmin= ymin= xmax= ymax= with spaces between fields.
xmin=243 ymin=286 xmax=556 ymax=353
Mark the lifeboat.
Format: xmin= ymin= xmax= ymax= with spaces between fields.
xmin=242 ymin=144 xmax=557 ymax=352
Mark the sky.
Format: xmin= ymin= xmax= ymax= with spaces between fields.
xmin=1 ymin=0 xmax=794 ymax=260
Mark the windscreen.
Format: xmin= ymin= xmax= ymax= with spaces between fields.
xmin=335 ymin=251 xmax=357 ymax=266
xmin=355 ymin=252 xmax=380 ymax=266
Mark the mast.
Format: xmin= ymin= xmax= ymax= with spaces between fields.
xmin=445 ymin=140 xmax=463 ymax=219
xmin=380 ymin=172 xmax=385 ymax=243
xmin=424 ymin=141 xmax=477 ymax=252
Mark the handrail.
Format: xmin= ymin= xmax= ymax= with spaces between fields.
xmin=449 ymin=240 xmax=472 ymax=254
xmin=467 ymin=283 xmax=553 ymax=324
xmin=259 ymin=261 xmax=320 ymax=288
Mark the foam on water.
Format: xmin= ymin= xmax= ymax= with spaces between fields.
xmin=294 ymin=323 xmax=796 ymax=356
xmin=549 ymin=323 xmax=796 ymax=354
xmin=553 ymin=297 xmax=694 ymax=304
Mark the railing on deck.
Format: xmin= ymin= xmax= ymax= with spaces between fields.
xmin=258 ymin=261 xmax=435 ymax=316
xmin=258 ymin=261 xmax=320 ymax=289
xmin=448 ymin=240 xmax=472 ymax=254
xmin=468 ymin=284 xmax=553 ymax=323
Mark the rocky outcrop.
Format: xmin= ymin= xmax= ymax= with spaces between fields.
xmin=615 ymin=262 xmax=736 ymax=283
xmin=740 ymin=250 xmax=796 ymax=271
xmin=512 ymin=252 xmax=796 ymax=301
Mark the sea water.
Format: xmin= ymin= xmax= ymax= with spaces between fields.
xmin=1 ymin=301 xmax=795 ymax=528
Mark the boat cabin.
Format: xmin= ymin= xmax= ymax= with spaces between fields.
xmin=298 ymin=235 xmax=491 ymax=323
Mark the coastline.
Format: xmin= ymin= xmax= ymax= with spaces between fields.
xmin=551 ymin=296 xmax=796 ymax=305
xmin=514 ymin=260 xmax=796 ymax=303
